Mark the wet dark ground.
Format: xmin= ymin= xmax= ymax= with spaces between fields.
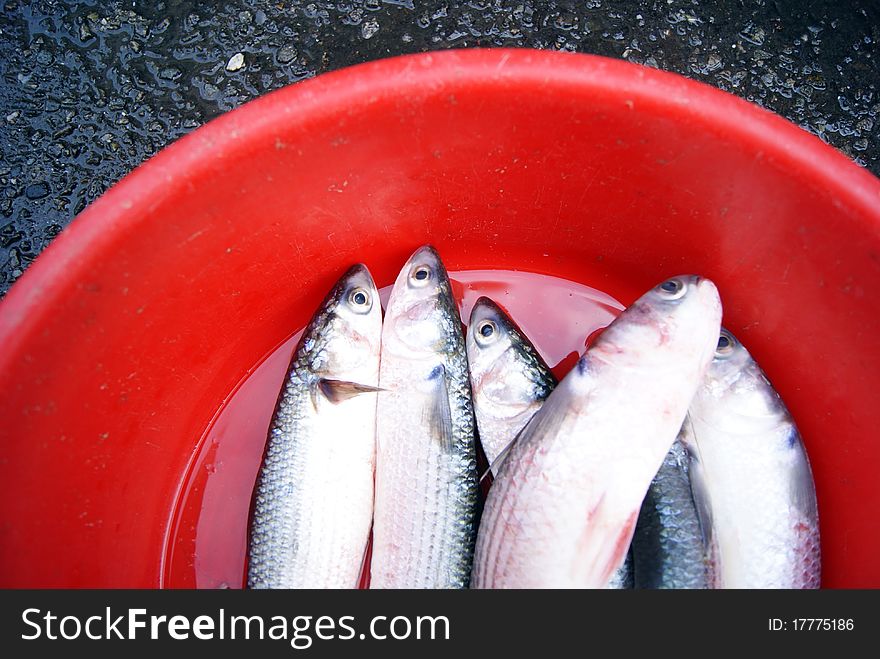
xmin=0 ymin=1 xmax=877 ymax=296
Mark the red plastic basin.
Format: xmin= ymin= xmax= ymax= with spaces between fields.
xmin=1 ymin=49 xmax=878 ymax=588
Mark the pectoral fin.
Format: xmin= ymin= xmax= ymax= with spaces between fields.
xmin=423 ymin=364 xmax=454 ymax=453
xmin=312 ymin=378 xmax=384 ymax=409
xmin=681 ymin=416 xmax=718 ymax=586
xmin=481 ymin=435 xmax=518 ymax=482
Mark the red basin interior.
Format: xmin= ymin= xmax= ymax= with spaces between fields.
xmin=1 ymin=49 xmax=878 ymax=588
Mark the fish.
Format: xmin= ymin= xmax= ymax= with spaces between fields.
xmin=370 ymin=245 xmax=479 ymax=589
xmin=467 ymin=296 xmax=633 ymax=588
xmin=466 ymin=296 xmax=557 ymax=472
xmin=631 ymin=439 xmax=711 ymax=589
xmin=471 ymin=275 xmax=722 ymax=588
xmin=247 ymin=264 xmax=382 ymax=588
xmin=680 ymin=329 xmax=821 ymax=588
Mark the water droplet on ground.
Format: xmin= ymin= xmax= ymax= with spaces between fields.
xmin=226 ymin=53 xmax=245 ymax=72
xmin=362 ymin=18 xmax=379 ymax=39
xmin=25 ymin=182 xmax=50 ymax=200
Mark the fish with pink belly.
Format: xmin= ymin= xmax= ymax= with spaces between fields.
xmin=471 ymin=275 xmax=722 ymax=588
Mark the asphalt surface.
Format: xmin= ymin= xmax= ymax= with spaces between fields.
xmin=0 ymin=0 xmax=877 ymax=296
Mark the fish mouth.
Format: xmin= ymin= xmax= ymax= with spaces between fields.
xmin=660 ymin=274 xmax=721 ymax=317
xmin=342 ymin=262 xmax=378 ymax=294
xmin=695 ymin=277 xmax=723 ymax=324
xmin=406 ymin=244 xmax=442 ymax=267
xmin=695 ymin=276 xmax=719 ymax=298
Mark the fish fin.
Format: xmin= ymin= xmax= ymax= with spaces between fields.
xmin=317 ymin=379 xmax=384 ymax=404
xmin=424 ymin=365 xmax=454 ymax=452
xmin=479 ymin=434 xmax=519 ymax=482
xmin=310 ymin=382 xmax=319 ymax=411
xmin=784 ymin=426 xmax=820 ymax=520
xmin=478 ymin=466 xmax=492 ymax=485
xmin=681 ymin=416 xmax=718 ymax=585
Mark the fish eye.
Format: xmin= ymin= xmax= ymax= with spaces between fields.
xmin=475 ymin=320 xmax=498 ymax=346
xmin=409 ymin=264 xmax=432 ymax=287
xmin=656 ymin=278 xmax=687 ymax=300
xmin=715 ymin=330 xmax=736 ymax=357
xmin=347 ymin=287 xmax=372 ymax=313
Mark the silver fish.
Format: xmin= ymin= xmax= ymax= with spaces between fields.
xmin=472 ymin=276 xmax=722 ymax=588
xmin=631 ymin=439 xmax=711 ymax=589
xmin=466 ymin=296 xmax=557 ymax=471
xmin=247 ymin=264 xmax=382 ymax=589
xmin=371 ymin=245 xmax=479 ymax=589
xmin=467 ymin=297 xmax=634 ymax=588
xmin=681 ymin=329 xmax=821 ymax=588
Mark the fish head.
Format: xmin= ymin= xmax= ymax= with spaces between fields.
xmin=383 ymin=245 xmax=458 ymax=359
xmin=589 ymin=275 xmax=722 ymax=373
xmin=305 ymin=263 xmax=383 ymax=377
xmin=693 ymin=328 xmax=790 ymax=432
xmin=467 ymin=296 xmax=553 ymax=407
xmin=705 ymin=328 xmax=756 ymax=391
xmin=467 ymin=296 xmax=516 ymax=382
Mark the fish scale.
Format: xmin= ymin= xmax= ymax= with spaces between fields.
xmin=631 ymin=439 xmax=710 ymax=588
